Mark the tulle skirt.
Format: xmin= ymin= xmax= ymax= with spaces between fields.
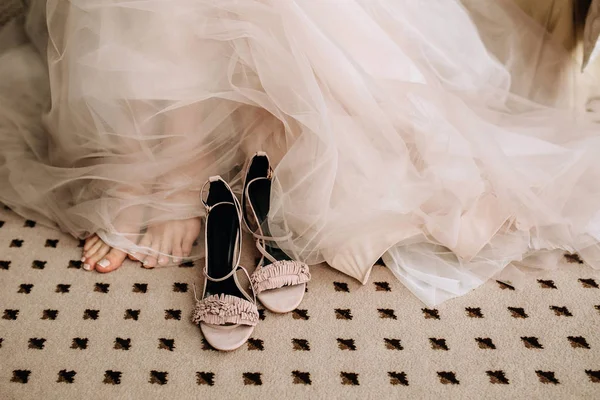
xmin=1 ymin=0 xmax=600 ymax=305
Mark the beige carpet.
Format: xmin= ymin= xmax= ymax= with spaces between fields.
xmin=1 ymin=206 xmax=599 ymax=399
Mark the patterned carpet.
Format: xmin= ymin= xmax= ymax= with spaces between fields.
xmin=1 ymin=206 xmax=599 ymax=399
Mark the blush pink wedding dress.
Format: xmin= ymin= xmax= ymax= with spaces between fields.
xmin=0 ymin=0 xmax=599 ymax=305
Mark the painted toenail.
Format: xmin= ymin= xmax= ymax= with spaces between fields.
xmin=81 ymin=257 xmax=86 ymax=262
xmin=83 ymin=263 xmax=91 ymax=271
xmin=98 ymin=259 xmax=110 ymax=268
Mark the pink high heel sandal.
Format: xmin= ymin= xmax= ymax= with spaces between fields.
xmin=191 ymin=176 xmax=258 ymax=351
xmin=242 ymin=152 xmax=311 ymax=313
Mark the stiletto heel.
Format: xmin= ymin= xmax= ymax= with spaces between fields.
xmin=243 ymin=152 xmax=311 ymax=313
xmin=191 ymin=176 xmax=258 ymax=351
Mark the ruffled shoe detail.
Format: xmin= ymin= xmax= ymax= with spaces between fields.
xmin=250 ymin=260 xmax=311 ymax=294
xmin=192 ymin=294 xmax=259 ymax=326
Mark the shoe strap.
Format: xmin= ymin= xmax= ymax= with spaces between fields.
xmin=242 ymin=176 xmax=272 ymax=234
xmin=254 ymin=232 xmax=293 ymax=266
xmin=236 ymin=264 xmax=257 ymax=304
xmin=194 ymin=265 xmax=256 ymax=305
xmin=200 ymin=176 xmax=215 ymax=210
xmin=201 ymin=176 xmax=243 ymax=217
xmin=242 ymin=167 xmax=303 ymax=264
xmin=201 ymin=175 xmax=245 ymax=286
xmin=203 ymin=263 xmax=237 ymax=283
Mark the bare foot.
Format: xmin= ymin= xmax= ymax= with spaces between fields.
xmin=132 ymin=218 xmax=201 ymax=268
xmin=125 ymin=102 xmax=205 ymax=268
xmin=81 ymin=199 xmax=146 ymax=272
xmin=82 ymin=235 xmax=128 ymax=273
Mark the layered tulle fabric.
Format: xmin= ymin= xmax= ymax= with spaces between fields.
xmin=1 ymin=0 xmax=600 ymax=306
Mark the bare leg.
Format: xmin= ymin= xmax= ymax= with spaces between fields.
xmin=133 ymin=104 xmax=203 ymax=267
xmin=81 ymin=101 xmax=156 ymax=272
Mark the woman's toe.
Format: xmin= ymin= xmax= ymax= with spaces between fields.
xmin=96 ymin=248 xmax=128 ymax=273
xmin=84 ymin=244 xmax=111 ymax=271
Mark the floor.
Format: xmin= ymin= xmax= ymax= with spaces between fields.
xmin=0 ymin=206 xmax=599 ymax=399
